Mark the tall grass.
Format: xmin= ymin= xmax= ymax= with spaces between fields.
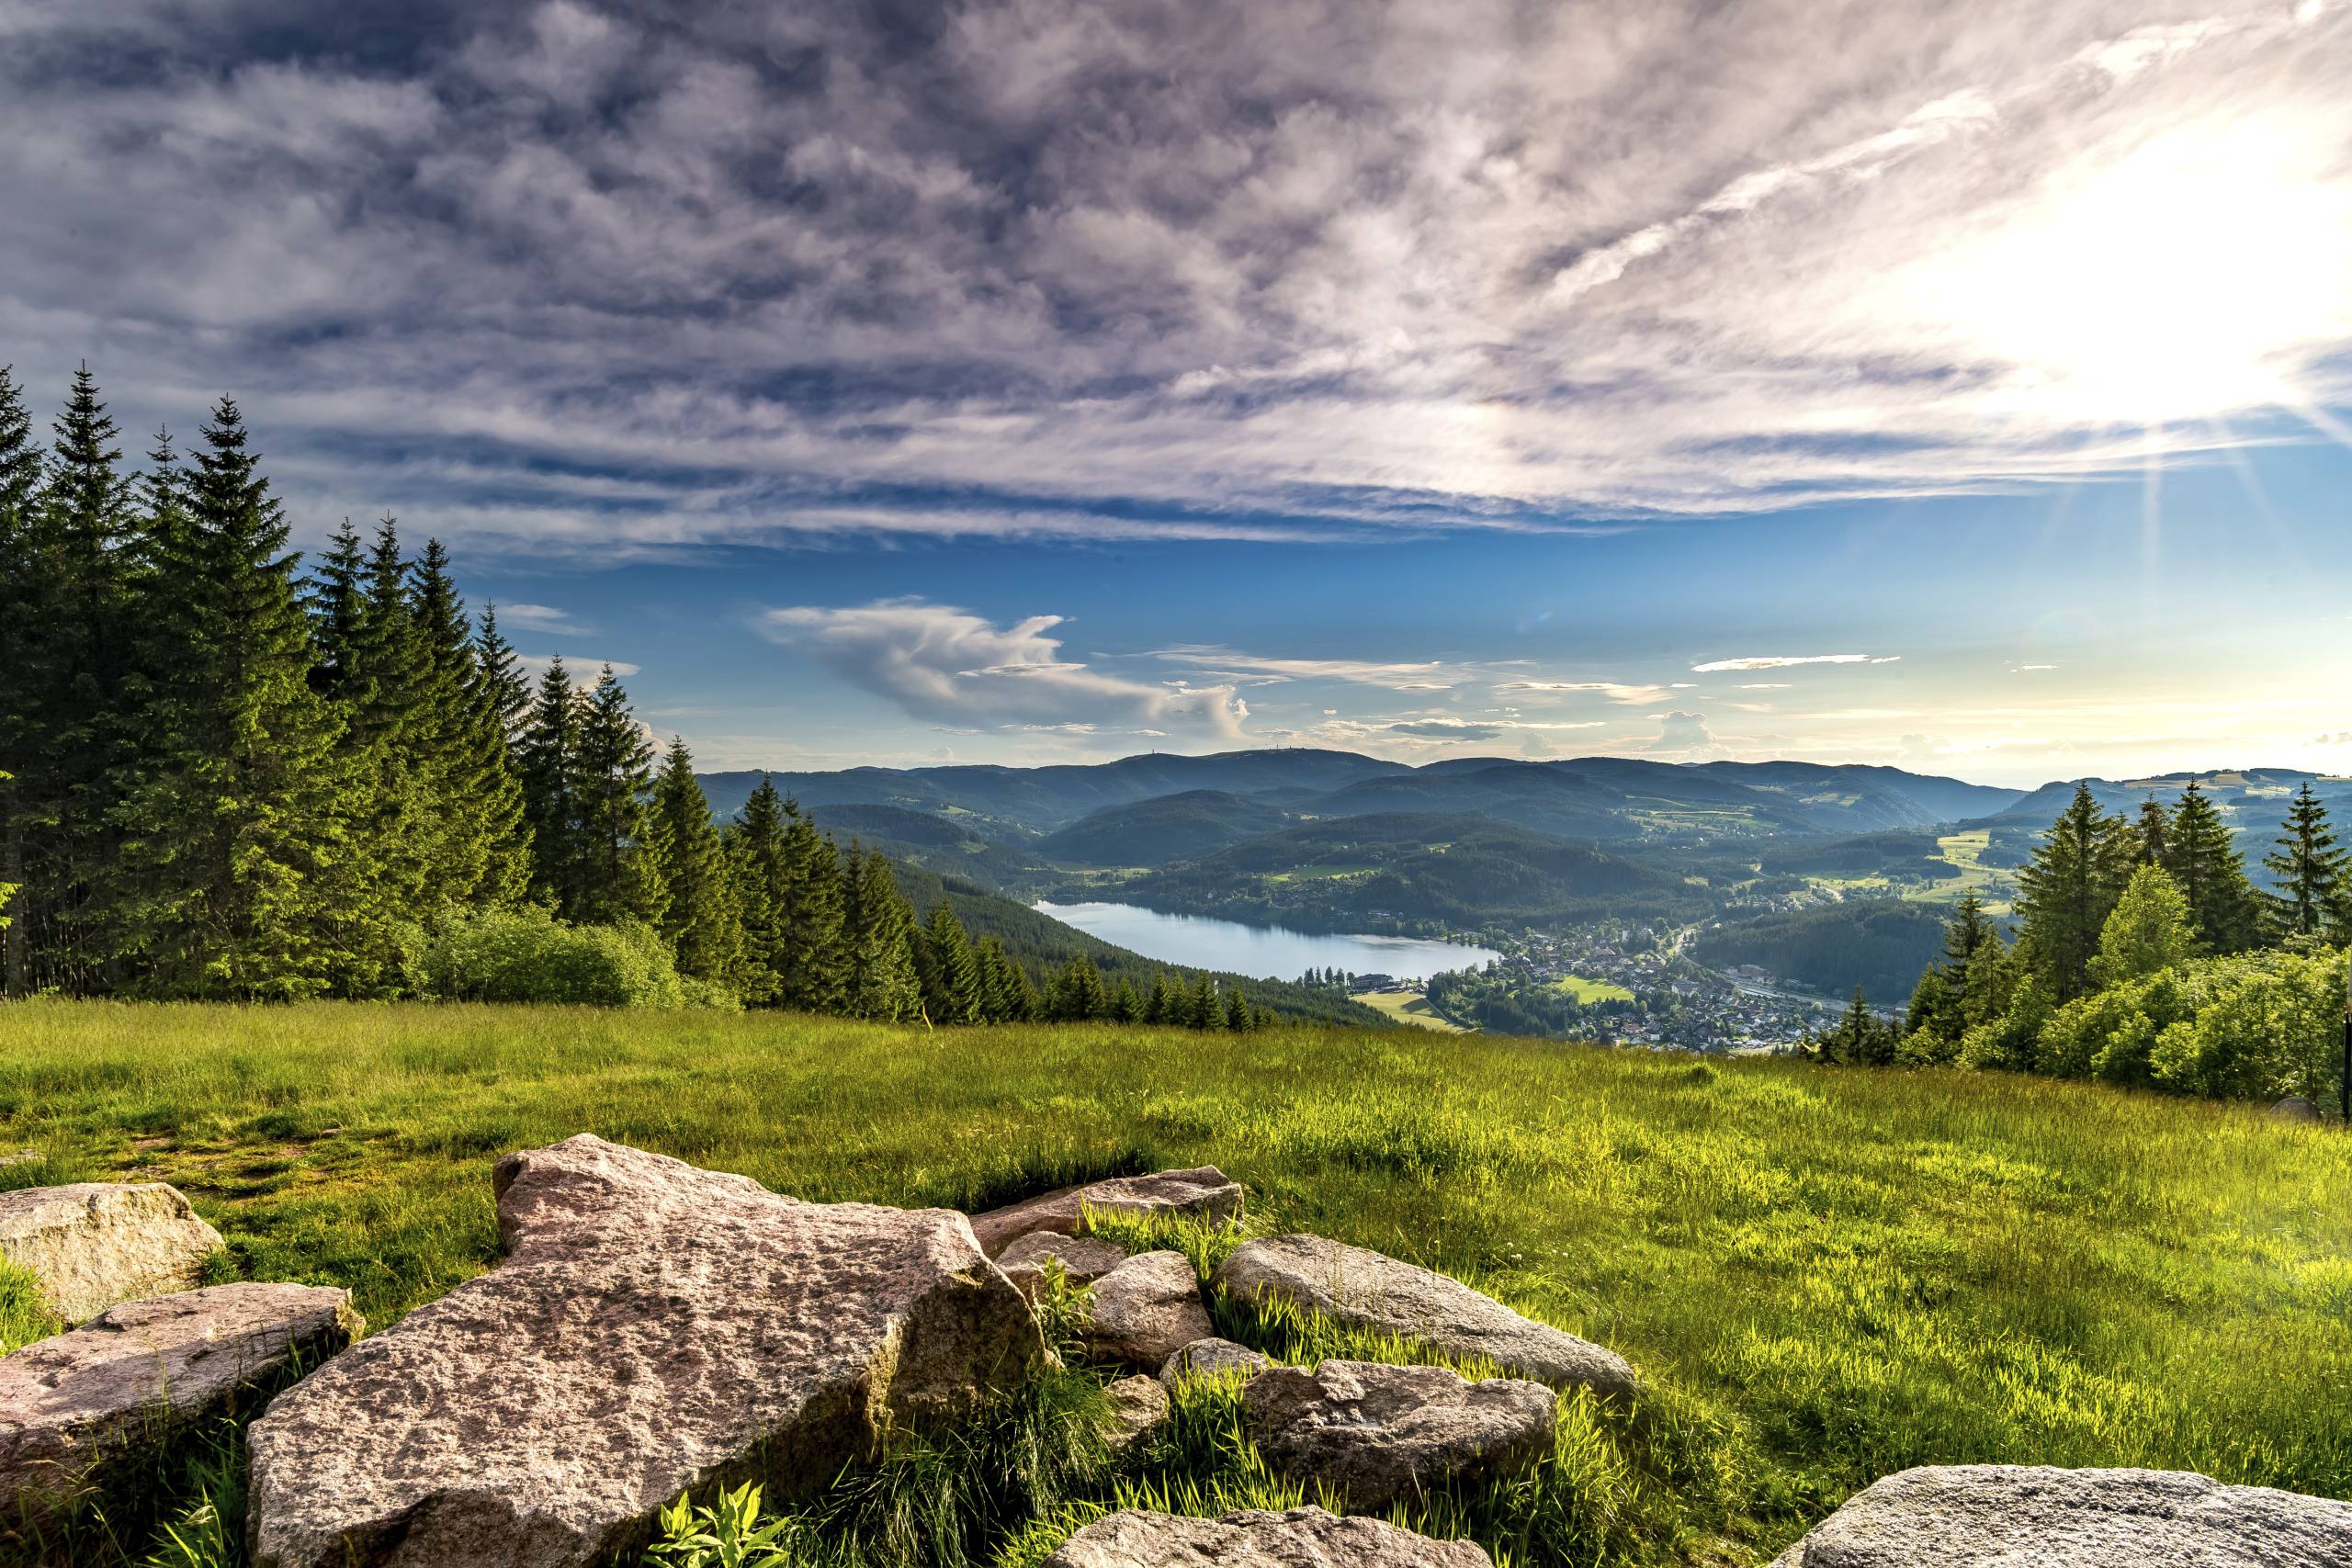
xmin=0 ymin=999 xmax=2346 ymax=1565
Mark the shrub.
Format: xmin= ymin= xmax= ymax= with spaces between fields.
xmin=2149 ymin=948 xmax=2349 ymax=1101
xmin=402 ymin=907 xmax=696 ymax=1008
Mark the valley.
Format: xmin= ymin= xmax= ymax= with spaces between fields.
xmin=700 ymin=750 xmax=2352 ymax=1054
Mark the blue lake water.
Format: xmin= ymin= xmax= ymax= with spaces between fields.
xmin=1034 ymin=900 xmax=1498 ymax=984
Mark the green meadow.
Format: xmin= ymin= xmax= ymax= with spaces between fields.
xmin=2 ymin=1001 xmax=2348 ymax=1565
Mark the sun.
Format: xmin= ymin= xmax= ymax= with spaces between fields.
xmin=1905 ymin=111 xmax=2352 ymax=428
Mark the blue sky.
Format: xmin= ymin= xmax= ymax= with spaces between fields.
xmin=4 ymin=0 xmax=2348 ymax=786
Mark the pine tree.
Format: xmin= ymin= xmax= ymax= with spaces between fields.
xmin=6 ymin=366 xmax=141 ymax=992
xmin=922 ymin=903 xmax=981 ymax=1023
xmin=772 ymin=802 xmax=845 ymax=1010
xmin=1807 ymin=986 xmax=1896 ymax=1066
xmin=1143 ymin=972 xmax=1172 ymax=1025
xmin=475 ymin=604 xmax=531 ymax=743
xmin=0 ymin=367 xmax=46 ymax=992
xmin=1107 ymin=977 xmax=1140 ymax=1023
xmin=973 ymin=934 xmax=1030 ymax=1023
xmin=1224 ymin=986 xmax=1254 ymax=1032
xmin=304 ymin=521 xmax=368 ymax=698
xmin=842 ymin=846 xmax=922 ymax=1021
xmin=726 ymin=776 xmax=791 ymax=1006
xmin=2015 ymin=784 xmax=2135 ymax=1003
xmin=2161 ymin=781 xmax=2264 ymax=953
xmin=517 ymin=658 xmax=585 ymax=915
xmin=573 ymin=666 xmax=667 ymax=928
xmin=2262 ymin=783 xmax=2346 ymax=941
xmin=2132 ymin=797 xmax=2171 ymax=866
xmin=649 ymin=737 xmax=741 ymax=985
xmin=112 ymin=398 xmax=345 ymax=997
xmin=412 ymin=541 xmax=529 ymax=906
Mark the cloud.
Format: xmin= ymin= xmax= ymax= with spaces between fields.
xmin=1656 ymin=711 xmax=1716 ymax=750
xmin=2013 ymin=662 xmax=2058 ymax=671
xmin=499 ymin=603 xmax=587 ymax=633
xmin=755 ymin=598 xmax=1246 ymax=739
xmin=1385 ymin=717 xmax=1608 ymax=740
xmin=516 ymin=654 xmax=640 ymax=683
xmin=1690 ymin=654 xmax=1891 ymax=673
xmin=1492 ymin=679 xmax=1680 ymax=705
xmin=4 ymin=2 xmax=2348 ymax=555
xmin=1150 ymin=647 xmax=1474 ymax=691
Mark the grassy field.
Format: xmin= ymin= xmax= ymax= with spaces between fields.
xmin=1350 ymin=989 xmax=1474 ymax=1032
xmin=1553 ymin=975 xmax=1636 ymax=1005
xmin=1 ymin=1002 xmax=2347 ymax=1566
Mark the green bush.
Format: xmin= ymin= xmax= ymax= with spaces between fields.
xmin=2150 ymin=948 xmax=2349 ymax=1101
xmin=403 ymin=907 xmax=704 ymax=1009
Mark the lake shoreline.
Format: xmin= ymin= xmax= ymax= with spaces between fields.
xmin=1034 ymin=899 xmax=1498 ymax=984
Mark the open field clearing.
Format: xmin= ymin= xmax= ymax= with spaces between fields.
xmin=1351 ymin=989 xmax=1475 ymax=1032
xmin=0 ymin=1002 xmax=2347 ymax=1564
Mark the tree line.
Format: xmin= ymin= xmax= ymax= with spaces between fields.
xmin=1808 ymin=779 xmax=2348 ymax=1107
xmin=0 ymin=364 xmax=1263 ymax=1028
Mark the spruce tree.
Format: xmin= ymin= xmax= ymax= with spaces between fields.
xmin=2262 ymin=783 xmax=2346 ymax=941
xmin=923 ymin=903 xmax=981 ymax=1023
xmin=475 ymin=604 xmax=531 ymax=743
xmin=8 ymin=366 xmax=141 ymax=992
xmin=772 ymin=802 xmax=845 ymax=1010
xmin=2132 ymin=797 xmax=2170 ymax=866
xmin=725 ymin=777 xmax=792 ymax=1006
xmin=1225 ymin=986 xmax=1254 ymax=1031
xmin=412 ymin=540 xmax=529 ymax=906
xmin=842 ymin=846 xmax=922 ymax=1021
xmin=1144 ymin=972 xmax=1173 ymax=1025
xmin=112 ymin=398 xmax=345 ymax=997
xmin=572 ymin=666 xmax=666 ymax=928
xmin=304 ymin=521 xmax=368 ymax=698
xmin=2015 ymin=784 xmax=2135 ymax=1003
xmin=649 ymin=737 xmax=741 ymax=985
xmin=516 ymin=658 xmax=584 ymax=914
xmin=2161 ymin=781 xmax=2263 ymax=953
xmin=0 ymin=367 xmax=44 ymax=992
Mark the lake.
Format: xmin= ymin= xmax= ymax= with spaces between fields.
xmin=1034 ymin=900 xmax=1498 ymax=984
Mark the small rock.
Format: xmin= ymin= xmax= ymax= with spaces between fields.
xmin=1044 ymin=1505 xmax=1491 ymax=1567
xmin=2271 ymin=1096 xmax=2324 ymax=1123
xmin=1159 ymin=1336 xmax=1272 ymax=1388
xmin=1083 ymin=1250 xmax=1214 ymax=1370
xmin=999 ymin=1232 xmax=1130 ymax=1301
xmin=970 ymin=1168 xmax=1242 ymax=1258
xmin=0 ymin=1283 xmax=359 ymax=1527
xmin=1768 ymin=1465 xmax=2352 ymax=1567
xmin=1243 ymin=1359 xmax=1555 ymax=1508
xmin=245 ymin=1134 xmax=1045 ymax=1568
xmin=0 ymin=1182 xmax=224 ymax=1322
xmin=1215 ymin=1235 xmax=1634 ymax=1398
xmin=1098 ymin=1374 xmax=1169 ymax=1453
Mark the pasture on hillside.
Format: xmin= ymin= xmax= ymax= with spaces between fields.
xmin=1 ymin=1002 xmax=2347 ymax=1566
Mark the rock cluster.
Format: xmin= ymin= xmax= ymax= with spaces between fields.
xmin=0 ymin=1283 xmax=358 ymax=1524
xmin=1243 ymin=1359 xmax=1556 ymax=1508
xmin=1216 ymin=1234 xmax=1636 ymax=1398
xmin=1769 ymin=1465 xmax=2352 ymax=1568
xmin=0 ymin=1180 xmax=224 ymax=1321
xmin=970 ymin=1168 xmax=1242 ymax=1258
xmin=1045 ymin=1505 xmax=1492 ymax=1566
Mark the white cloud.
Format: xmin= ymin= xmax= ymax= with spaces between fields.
xmin=1690 ymin=654 xmax=1890 ymax=673
xmin=1492 ymin=679 xmax=1680 ymax=705
xmin=755 ymin=599 xmax=1247 ymax=739
xmin=1656 ymin=711 xmax=1717 ymax=751
xmin=499 ymin=603 xmax=587 ymax=633
xmin=1150 ymin=647 xmax=1473 ymax=691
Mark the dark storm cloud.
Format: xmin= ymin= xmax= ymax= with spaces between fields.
xmin=2 ymin=0 xmax=2346 ymax=555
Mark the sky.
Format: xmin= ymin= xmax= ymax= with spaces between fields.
xmin=3 ymin=0 xmax=2349 ymax=788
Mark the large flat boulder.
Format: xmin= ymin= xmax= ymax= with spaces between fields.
xmin=1768 ymin=1466 xmax=2352 ymax=1567
xmin=0 ymin=1283 xmax=358 ymax=1526
xmin=246 ymin=1134 xmax=1044 ymax=1568
xmin=1045 ymin=1505 xmax=1491 ymax=1566
xmin=1244 ymin=1359 xmax=1555 ymax=1508
xmin=970 ymin=1168 xmax=1241 ymax=1258
xmin=1215 ymin=1235 xmax=1635 ymax=1398
xmin=0 ymin=1182 xmax=223 ymax=1322
xmin=1081 ymin=1250 xmax=1214 ymax=1370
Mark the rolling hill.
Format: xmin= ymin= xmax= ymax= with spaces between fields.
xmin=1035 ymin=790 xmax=1295 ymax=867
